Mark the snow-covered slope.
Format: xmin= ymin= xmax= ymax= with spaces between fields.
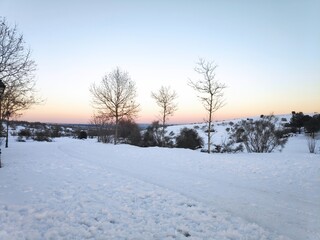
xmin=0 ymin=131 xmax=319 ymax=239
xmin=166 ymin=114 xmax=292 ymax=150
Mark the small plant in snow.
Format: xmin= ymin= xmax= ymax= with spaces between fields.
xmin=175 ymin=127 xmax=203 ymax=150
xmin=141 ymin=121 xmax=161 ymax=147
xmin=33 ymin=130 xmax=52 ymax=142
xmin=18 ymin=128 xmax=32 ymax=140
xmin=78 ymin=131 xmax=88 ymax=139
xmin=212 ymin=139 xmax=244 ymax=153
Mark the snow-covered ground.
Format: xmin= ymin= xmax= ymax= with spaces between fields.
xmin=0 ymin=125 xmax=319 ymax=239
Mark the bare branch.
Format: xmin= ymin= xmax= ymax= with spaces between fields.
xmin=189 ymin=58 xmax=227 ymax=153
xmin=151 ymin=85 xmax=178 ymax=146
xmin=90 ymin=67 xmax=139 ymax=144
xmin=0 ymin=17 xmax=41 ymax=120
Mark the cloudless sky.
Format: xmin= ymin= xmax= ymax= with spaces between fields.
xmin=1 ymin=0 xmax=319 ymax=124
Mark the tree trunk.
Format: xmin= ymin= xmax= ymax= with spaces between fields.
xmin=114 ymin=115 xmax=118 ymax=145
xmin=207 ymin=95 xmax=213 ymax=153
xmin=207 ymin=112 xmax=212 ymax=153
xmin=162 ymin=110 xmax=166 ymax=147
xmin=5 ymin=117 xmax=9 ymax=148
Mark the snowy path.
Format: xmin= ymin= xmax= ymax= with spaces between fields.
xmin=57 ymin=139 xmax=320 ymax=240
xmin=1 ymin=138 xmax=319 ymax=239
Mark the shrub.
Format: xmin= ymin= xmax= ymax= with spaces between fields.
xmin=212 ymin=139 xmax=244 ymax=153
xmin=127 ymin=127 xmax=142 ymax=146
xmin=18 ymin=128 xmax=32 ymax=139
xmin=78 ymin=130 xmax=88 ymax=139
xmin=304 ymin=114 xmax=320 ymax=138
xmin=141 ymin=121 xmax=162 ymax=147
xmin=50 ymin=125 xmax=62 ymax=138
xmin=118 ymin=119 xmax=141 ymax=146
xmin=33 ymin=131 xmax=52 ymax=142
xmin=142 ymin=128 xmax=175 ymax=147
xmin=175 ymin=127 xmax=203 ymax=150
xmin=230 ymin=115 xmax=288 ymax=153
xmin=289 ymin=111 xmax=312 ymax=134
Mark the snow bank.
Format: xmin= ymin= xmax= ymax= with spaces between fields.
xmin=0 ymin=131 xmax=319 ymax=239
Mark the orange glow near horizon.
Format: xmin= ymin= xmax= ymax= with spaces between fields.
xmin=18 ymin=77 xmax=320 ymax=125
xmin=20 ymin=104 xmax=320 ymax=125
xmin=18 ymin=88 xmax=320 ymax=125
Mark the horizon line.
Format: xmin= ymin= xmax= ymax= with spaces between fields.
xmin=15 ymin=112 xmax=311 ymax=126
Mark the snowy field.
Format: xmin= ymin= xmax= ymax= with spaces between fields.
xmin=0 ymin=126 xmax=319 ymax=239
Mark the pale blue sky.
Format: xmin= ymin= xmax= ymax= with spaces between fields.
xmin=1 ymin=0 xmax=319 ymax=123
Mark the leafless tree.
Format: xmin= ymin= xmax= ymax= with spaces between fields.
xmin=189 ymin=58 xmax=226 ymax=153
xmin=0 ymin=18 xmax=40 ymax=120
xmin=151 ymin=86 xmax=178 ymax=146
xmin=90 ymin=67 xmax=139 ymax=144
xmin=90 ymin=113 xmax=113 ymax=143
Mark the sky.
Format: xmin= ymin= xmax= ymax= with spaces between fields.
xmin=0 ymin=0 xmax=319 ymax=124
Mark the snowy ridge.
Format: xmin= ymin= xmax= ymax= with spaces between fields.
xmin=166 ymin=114 xmax=292 ymax=149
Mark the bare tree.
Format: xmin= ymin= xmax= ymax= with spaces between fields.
xmin=0 ymin=18 xmax=40 ymax=120
xmin=189 ymin=58 xmax=226 ymax=153
xmin=151 ymin=86 xmax=178 ymax=146
xmin=90 ymin=67 xmax=139 ymax=144
xmin=90 ymin=113 xmax=113 ymax=143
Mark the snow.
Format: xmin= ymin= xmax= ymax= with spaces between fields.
xmin=0 ymin=125 xmax=319 ymax=239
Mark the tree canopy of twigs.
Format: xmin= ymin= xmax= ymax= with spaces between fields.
xmin=0 ymin=17 xmax=40 ymax=120
xmin=151 ymin=86 xmax=178 ymax=146
xmin=90 ymin=67 xmax=139 ymax=144
xmin=189 ymin=58 xmax=227 ymax=153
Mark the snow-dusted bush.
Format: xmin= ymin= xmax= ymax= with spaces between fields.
xmin=78 ymin=131 xmax=87 ymax=139
xmin=50 ymin=125 xmax=63 ymax=138
xmin=230 ymin=115 xmax=288 ymax=153
xmin=141 ymin=121 xmax=162 ymax=147
xmin=33 ymin=131 xmax=52 ymax=142
xmin=175 ymin=127 xmax=203 ymax=150
xmin=18 ymin=128 xmax=32 ymax=140
xmin=141 ymin=121 xmax=174 ymax=147
xmin=212 ymin=140 xmax=244 ymax=153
